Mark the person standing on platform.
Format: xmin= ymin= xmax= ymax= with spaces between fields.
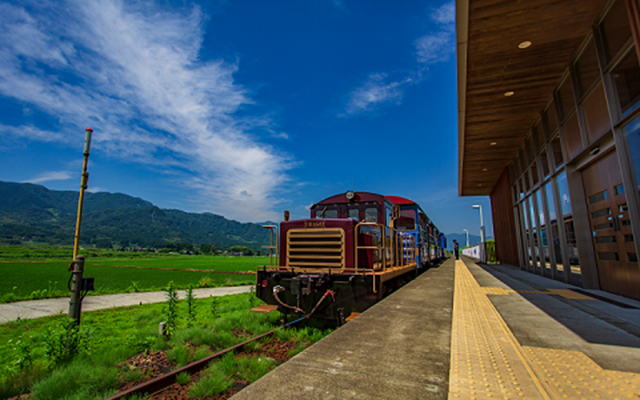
xmin=453 ymin=240 xmax=459 ymax=260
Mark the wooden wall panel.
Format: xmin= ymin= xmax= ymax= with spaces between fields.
xmin=490 ymin=167 xmax=520 ymax=266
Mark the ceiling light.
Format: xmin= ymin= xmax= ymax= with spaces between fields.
xmin=504 ymin=91 xmax=515 ymax=97
xmin=482 ymin=168 xmax=488 ymax=171
xmin=477 ymin=184 xmax=483 ymax=187
xmin=518 ymin=41 xmax=532 ymax=49
xmin=490 ymin=141 xmax=497 ymax=146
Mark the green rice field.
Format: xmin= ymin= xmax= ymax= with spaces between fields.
xmin=0 ymin=246 xmax=271 ymax=303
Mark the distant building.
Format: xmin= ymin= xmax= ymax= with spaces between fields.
xmin=456 ymin=0 xmax=640 ymax=300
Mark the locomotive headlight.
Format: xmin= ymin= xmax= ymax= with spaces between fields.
xmin=345 ymin=190 xmax=355 ymax=200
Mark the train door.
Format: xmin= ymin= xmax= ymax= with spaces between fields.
xmin=385 ymin=205 xmax=393 ymax=266
xmin=582 ymin=151 xmax=639 ymax=299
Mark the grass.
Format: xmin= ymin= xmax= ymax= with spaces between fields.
xmin=88 ymin=255 xmax=268 ymax=272
xmin=0 ymin=245 xmax=267 ymax=302
xmin=176 ymin=371 xmax=191 ymax=386
xmin=0 ymin=291 xmax=332 ymax=399
xmin=188 ymin=352 xmax=278 ymax=397
xmin=0 ymin=261 xmax=255 ymax=302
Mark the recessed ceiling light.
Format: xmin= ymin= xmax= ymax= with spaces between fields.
xmin=477 ymin=184 xmax=483 ymax=187
xmin=483 ymin=168 xmax=488 ymax=171
xmin=504 ymin=91 xmax=515 ymax=97
xmin=518 ymin=41 xmax=532 ymax=49
xmin=490 ymin=141 xmax=497 ymax=146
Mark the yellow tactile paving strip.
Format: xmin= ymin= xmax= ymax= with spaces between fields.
xmin=449 ymin=260 xmax=640 ymax=399
xmin=523 ymin=346 xmax=640 ymax=399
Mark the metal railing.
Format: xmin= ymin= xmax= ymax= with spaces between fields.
xmin=261 ymin=225 xmax=279 ymax=267
xmin=354 ymin=222 xmax=417 ymax=272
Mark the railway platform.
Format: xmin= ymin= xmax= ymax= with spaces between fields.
xmin=232 ymin=257 xmax=640 ymax=399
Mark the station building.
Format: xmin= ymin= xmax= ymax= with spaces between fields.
xmin=456 ymin=0 xmax=640 ymax=300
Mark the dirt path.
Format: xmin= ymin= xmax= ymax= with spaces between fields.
xmin=0 ymin=285 xmax=253 ymax=324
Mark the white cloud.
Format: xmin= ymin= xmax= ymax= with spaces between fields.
xmin=343 ymin=1 xmax=455 ymax=115
xmin=345 ymin=73 xmax=413 ymax=115
xmin=431 ymin=2 xmax=455 ymax=27
xmin=25 ymin=171 xmax=73 ymax=184
xmin=0 ymin=124 xmax=66 ymax=142
xmin=0 ymin=0 xmax=293 ymax=222
xmin=415 ymin=32 xmax=454 ymax=64
xmin=415 ymin=2 xmax=455 ymax=65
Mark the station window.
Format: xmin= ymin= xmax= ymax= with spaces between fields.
xmin=601 ymin=0 xmax=632 ymax=65
xmin=624 ymin=115 xmax=640 ymax=193
xmin=558 ymin=76 xmax=575 ymax=120
xmin=576 ymin=40 xmax=600 ymax=97
xmin=519 ymin=148 xmax=527 ymax=172
xmin=545 ymin=99 xmax=559 ymax=134
xmin=545 ymin=181 xmax=562 ymax=273
xmin=557 ymin=171 xmax=580 ymax=271
xmin=563 ymin=113 xmax=582 ymax=160
xmin=613 ymin=49 xmax=640 ymax=117
xmin=582 ymin=82 xmax=611 ymax=143
xmin=532 ymin=124 xmax=541 ymax=154
xmin=540 ymin=150 xmax=550 ymax=179
xmin=551 ymin=136 xmax=564 ymax=170
xmin=531 ymin=161 xmax=539 ymax=186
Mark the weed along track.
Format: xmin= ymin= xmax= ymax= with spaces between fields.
xmin=107 ymin=317 xmax=306 ymax=400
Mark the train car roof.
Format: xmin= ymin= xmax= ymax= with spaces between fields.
xmin=385 ymin=195 xmax=417 ymax=205
xmin=387 ymin=195 xmax=435 ymax=226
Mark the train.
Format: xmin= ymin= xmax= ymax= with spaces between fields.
xmin=253 ymin=191 xmax=446 ymax=325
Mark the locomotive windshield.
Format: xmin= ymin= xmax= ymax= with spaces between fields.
xmin=312 ymin=202 xmax=381 ymax=222
xmin=315 ymin=207 xmax=338 ymax=218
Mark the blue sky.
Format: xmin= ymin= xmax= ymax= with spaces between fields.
xmin=0 ymin=0 xmax=493 ymax=238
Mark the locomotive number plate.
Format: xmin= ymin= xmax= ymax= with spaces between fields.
xmin=305 ymin=221 xmax=326 ymax=228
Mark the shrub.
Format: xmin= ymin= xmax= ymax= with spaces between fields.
xmin=186 ymin=284 xmax=196 ymax=327
xmin=167 ymin=344 xmax=192 ymax=367
xmin=122 ymin=367 xmax=145 ymax=383
xmin=176 ymin=371 xmax=191 ymax=386
xmin=163 ymin=282 xmax=178 ymax=338
xmin=236 ymin=355 xmax=276 ymax=383
xmin=187 ymin=365 xmax=233 ymax=398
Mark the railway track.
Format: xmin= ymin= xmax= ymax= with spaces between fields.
xmin=105 ymin=316 xmax=306 ymax=400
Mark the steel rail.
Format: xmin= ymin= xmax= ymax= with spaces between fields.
xmin=105 ymin=316 xmax=306 ymax=400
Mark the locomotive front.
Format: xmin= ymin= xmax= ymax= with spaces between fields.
xmin=255 ymin=191 xmax=418 ymax=324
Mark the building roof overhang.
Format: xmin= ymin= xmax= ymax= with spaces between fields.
xmin=457 ymin=0 xmax=608 ymax=196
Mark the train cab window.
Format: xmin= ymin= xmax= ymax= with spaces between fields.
xmin=365 ymin=207 xmax=378 ymax=222
xmin=315 ymin=207 xmax=338 ymax=219
xmin=396 ymin=210 xmax=416 ymax=230
xmin=395 ymin=216 xmax=415 ymax=230
xmin=348 ymin=208 xmax=360 ymax=221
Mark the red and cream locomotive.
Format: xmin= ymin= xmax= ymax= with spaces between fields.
xmin=254 ymin=191 xmax=445 ymax=324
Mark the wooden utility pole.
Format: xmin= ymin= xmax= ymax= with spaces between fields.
xmin=72 ymin=128 xmax=93 ymax=261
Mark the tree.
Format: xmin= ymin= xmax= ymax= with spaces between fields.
xmin=228 ymin=245 xmax=254 ymax=255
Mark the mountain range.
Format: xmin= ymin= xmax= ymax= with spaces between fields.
xmin=0 ymin=181 xmax=487 ymax=251
xmin=0 ymin=181 xmax=271 ymax=250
